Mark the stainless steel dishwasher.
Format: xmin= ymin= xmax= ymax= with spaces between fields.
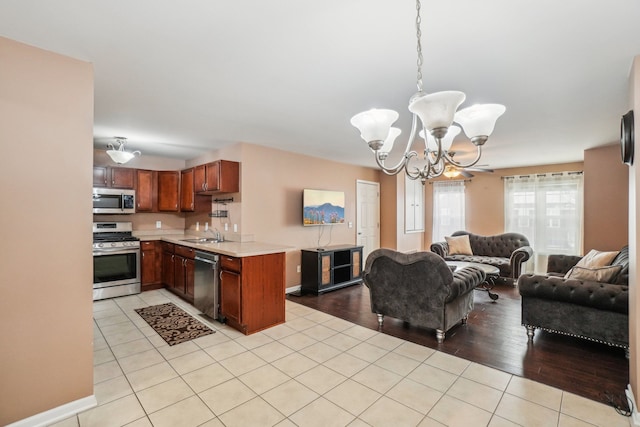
xmin=194 ymin=251 xmax=220 ymax=320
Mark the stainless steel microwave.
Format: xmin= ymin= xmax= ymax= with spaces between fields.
xmin=92 ymin=188 xmax=136 ymax=214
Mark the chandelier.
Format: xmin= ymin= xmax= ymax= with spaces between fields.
xmin=106 ymin=137 xmax=141 ymax=164
xmin=350 ymin=0 xmax=505 ymax=184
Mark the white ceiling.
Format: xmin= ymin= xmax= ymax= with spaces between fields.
xmin=1 ymin=0 xmax=639 ymax=169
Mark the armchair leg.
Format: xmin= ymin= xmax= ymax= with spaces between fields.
xmin=525 ymin=325 xmax=535 ymax=341
xmin=376 ymin=313 xmax=384 ymax=326
xmin=436 ymin=329 xmax=445 ymax=343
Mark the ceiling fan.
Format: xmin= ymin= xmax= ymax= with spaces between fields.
xmin=442 ymin=151 xmax=493 ymax=178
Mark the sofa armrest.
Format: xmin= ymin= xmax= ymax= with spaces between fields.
xmin=546 ymin=254 xmax=582 ymax=275
xmin=510 ymin=246 xmax=533 ymax=278
xmin=430 ymin=242 xmax=448 ymax=258
xmin=447 ymin=267 xmax=486 ymax=302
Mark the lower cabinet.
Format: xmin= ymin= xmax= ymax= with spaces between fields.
xmin=219 ymin=252 xmax=285 ymax=335
xmin=220 ymin=268 xmax=241 ymax=326
xmin=161 ymin=243 xmax=195 ymax=303
xmin=161 ymin=242 xmax=175 ymax=289
xmin=141 ymin=241 xmax=162 ymax=291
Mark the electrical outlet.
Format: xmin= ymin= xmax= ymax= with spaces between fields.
xmin=224 ymin=223 xmax=228 ymax=231
xmin=296 ymin=265 xmax=301 ymax=273
xmin=156 ymin=221 xmax=162 ymax=229
xmin=233 ymin=224 xmax=238 ymax=232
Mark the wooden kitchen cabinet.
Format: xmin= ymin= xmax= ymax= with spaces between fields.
xmin=171 ymin=244 xmax=196 ymax=302
xmin=141 ymin=241 xmax=162 ymax=291
xmin=157 ymin=170 xmax=180 ymax=212
xmin=180 ymin=168 xmax=195 ymax=211
xmin=93 ymin=166 xmax=135 ymax=189
xmin=135 ymin=169 xmax=156 ymax=212
xmin=161 ymin=242 xmax=175 ymax=289
xmin=219 ymin=252 xmax=285 ymax=335
xmin=194 ymin=160 xmax=240 ymax=194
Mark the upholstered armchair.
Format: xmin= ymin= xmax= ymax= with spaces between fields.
xmin=363 ymin=248 xmax=486 ymax=343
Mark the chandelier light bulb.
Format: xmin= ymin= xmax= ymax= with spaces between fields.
xmin=408 ymin=91 xmax=466 ymax=132
xmin=379 ymin=127 xmax=402 ymax=155
xmin=454 ymin=104 xmax=506 ymax=143
xmin=350 ymin=109 xmax=399 ymax=149
xmin=420 ymin=125 xmax=461 ymax=153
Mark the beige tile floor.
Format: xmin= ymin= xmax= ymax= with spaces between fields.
xmin=49 ymin=289 xmax=628 ymax=427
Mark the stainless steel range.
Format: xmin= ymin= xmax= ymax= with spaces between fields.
xmin=93 ymin=222 xmax=141 ymax=300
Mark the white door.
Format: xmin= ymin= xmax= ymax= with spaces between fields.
xmin=356 ymin=180 xmax=380 ymax=263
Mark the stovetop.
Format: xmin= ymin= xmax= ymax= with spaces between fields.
xmin=93 ymin=234 xmax=139 ymax=243
xmin=93 ymin=221 xmax=140 ymax=249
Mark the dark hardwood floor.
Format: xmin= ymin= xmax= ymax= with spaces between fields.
xmin=287 ymin=281 xmax=629 ymax=407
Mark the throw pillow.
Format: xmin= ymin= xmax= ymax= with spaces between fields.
xmin=446 ymin=235 xmax=473 ymax=256
xmin=565 ymin=265 xmax=622 ymax=283
xmin=574 ymin=249 xmax=620 ymax=269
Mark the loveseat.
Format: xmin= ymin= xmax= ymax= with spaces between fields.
xmin=517 ymin=246 xmax=629 ymax=352
xmin=430 ymin=231 xmax=533 ymax=284
xmin=363 ymin=248 xmax=486 ymax=343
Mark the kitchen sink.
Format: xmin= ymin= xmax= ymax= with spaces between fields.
xmin=180 ymin=238 xmax=221 ymax=244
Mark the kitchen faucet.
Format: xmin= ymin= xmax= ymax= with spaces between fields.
xmin=207 ymin=227 xmax=223 ymax=242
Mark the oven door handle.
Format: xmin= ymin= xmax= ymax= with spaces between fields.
xmin=93 ymin=248 xmax=140 ymax=256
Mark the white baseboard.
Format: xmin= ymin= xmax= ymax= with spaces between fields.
xmin=286 ymin=285 xmax=301 ymax=294
xmin=7 ymin=395 xmax=97 ymax=427
xmin=626 ymin=385 xmax=640 ymax=426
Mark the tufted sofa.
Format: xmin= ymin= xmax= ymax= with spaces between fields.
xmin=363 ymin=248 xmax=486 ymax=343
xmin=517 ymin=246 xmax=629 ymax=352
xmin=430 ymin=231 xmax=533 ymax=283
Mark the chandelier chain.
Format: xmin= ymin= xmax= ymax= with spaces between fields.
xmin=415 ymin=0 xmax=423 ymax=93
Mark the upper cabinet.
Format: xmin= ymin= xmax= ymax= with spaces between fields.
xmin=135 ymin=169 xmax=180 ymax=213
xmin=180 ymin=168 xmax=195 ymax=212
xmin=135 ymin=169 xmax=156 ymax=212
xmin=93 ymin=166 xmax=135 ymax=189
xmin=157 ymin=171 xmax=180 ymax=212
xmin=194 ymin=160 xmax=239 ymax=194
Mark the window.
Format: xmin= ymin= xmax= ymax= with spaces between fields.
xmin=504 ymin=172 xmax=583 ymax=273
xmin=432 ymin=181 xmax=465 ymax=242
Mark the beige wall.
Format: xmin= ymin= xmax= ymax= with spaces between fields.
xmin=228 ymin=143 xmax=379 ymax=287
xmin=628 ymin=55 xmax=639 ymax=418
xmin=0 ymin=37 xmax=94 ymax=424
xmin=584 ymin=144 xmax=629 ymax=252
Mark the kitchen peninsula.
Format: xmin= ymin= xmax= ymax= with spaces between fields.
xmin=138 ymin=232 xmax=293 ymax=335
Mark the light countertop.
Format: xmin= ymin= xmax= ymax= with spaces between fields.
xmin=136 ymin=233 xmax=294 ymax=258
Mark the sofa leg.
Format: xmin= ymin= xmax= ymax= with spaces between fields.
xmin=436 ymin=329 xmax=445 ymax=343
xmin=461 ymin=315 xmax=468 ymax=324
xmin=376 ymin=313 xmax=384 ymax=326
xmin=525 ymin=325 xmax=535 ymax=341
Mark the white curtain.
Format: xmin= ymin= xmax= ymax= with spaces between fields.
xmin=432 ymin=180 xmax=466 ymax=242
xmin=504 ymin=172 xmax=583 ymax=273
